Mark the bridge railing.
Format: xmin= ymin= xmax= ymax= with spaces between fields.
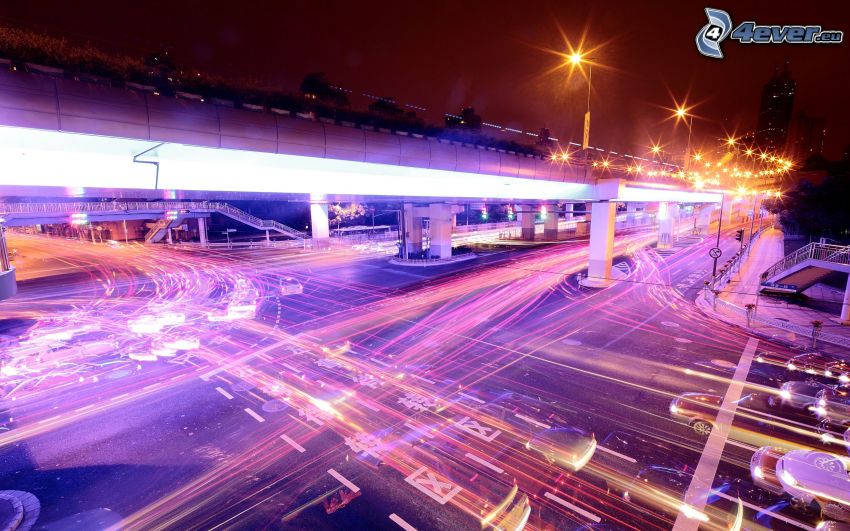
xmin=760 ymin=242 xmax=850 ymax=282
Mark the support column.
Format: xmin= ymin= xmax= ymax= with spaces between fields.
xmin=582 ymin=179 xmax=622 ymax=288
xmin=657 ymin=202 xmax=673 ymax=249
xmin=544 ymin=204 xmax=559 ymax=240
xmin=310 ymin=202 xmax=330 ymax=250
xmin=265 ymin=230 xmax=270 ymax=243
xmin=198 ymin=216 xmax=208 ymax=245
xmin=403 ymin=203 xmax=423 ymax=255
xmin=563 ymin=203 xmax=574 ymax=221
xmin=519 ymin=204 xmax=535 ymax=240
xmin=722 ymin=195 xmax=735 ymax=224
xmin=841 ymin=274 xmax=850 ymax=325
xmin=0 ymin=226 xmax=15 ymax=300
xmin=696 ymin=204 xmax=714 ymax=235
xmin=429 ymin=203 xmax=453 ymax=259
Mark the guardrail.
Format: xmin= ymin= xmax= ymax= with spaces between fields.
xmin=389 ymin=253 xmax=477 ymax=267
xmin=710 ymin=222 xmax=771 ymax=290
xmin=761 ymin=242 xmax=850 ymax=283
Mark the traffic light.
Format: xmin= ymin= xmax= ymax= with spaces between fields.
xmin=735 ymin=229 xmax=744 ymax=241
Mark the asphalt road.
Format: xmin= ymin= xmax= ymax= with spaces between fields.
xmin=0 ymin=222 xmax=832 ymax=531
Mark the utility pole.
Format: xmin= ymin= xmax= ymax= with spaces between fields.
xmin=712 ymin=194 xmax=725 ymax=277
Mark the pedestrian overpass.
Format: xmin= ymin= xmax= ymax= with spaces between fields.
xmin=760 ymin=242 xmax=850 ymax=323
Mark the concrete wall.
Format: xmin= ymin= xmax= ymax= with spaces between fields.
xmin=0 ymin=267 xmax=16 ymax=300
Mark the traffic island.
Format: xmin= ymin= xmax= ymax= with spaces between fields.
xmin=388 ymin=253 xmax=477 ymax=267
xmin=0 ymin=490 xmax=40 ymax=531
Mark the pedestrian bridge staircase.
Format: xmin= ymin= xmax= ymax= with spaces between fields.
xmin=760 ymin=242 xmax=850 ymax=293
xmin=0 ymin=201 xmax=308 ymax=241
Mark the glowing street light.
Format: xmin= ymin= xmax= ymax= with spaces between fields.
xmin=651 ymin=144 xmax=662 ymax=155
xmin=673 ymin=103 xmax=694 ymax=175
xmin=726 ymin=136 xmax=736 ymax=148
xmin=565 ymin=48 xmax=593 ymax=154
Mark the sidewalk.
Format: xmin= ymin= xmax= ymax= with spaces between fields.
xmin=698 ymin=226 xmax=850 ymax=352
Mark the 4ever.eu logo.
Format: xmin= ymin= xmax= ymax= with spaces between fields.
xmin=696 ymin=7 xmax=844 ymax=59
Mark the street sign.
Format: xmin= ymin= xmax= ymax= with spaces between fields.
xmin=709 ymin=247 xmax=722 ymax=259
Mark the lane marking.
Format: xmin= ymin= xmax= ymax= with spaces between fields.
xmin=515 ymin=413 xmax=551 ymax=429
xmin=280 ymin=434 xmax=306 ymax=453
xmin=711 ymin=490 xmax=815 ymax=531
xmin=404 ymin=422 xmax=435 ymax=438
xmin=459 ymin=392 xmax=485 ymax=404
xmin=410 ymin=374 xmax=436 ymax=385
xmin=38 ymin=414 xmax=63 ymax=424
xmin=281 ymin=363 xmax=302 ymax=373
xmin=465 ymin=452 xmax=504 ymax=474
xmin=389 ymin=513 xmax=417 ymax=531
xmin=596 ymin=445 xmax=637 ymax=463
xmin=74 ymin=404 xmax=95 ymax=413
xmin=244 ymin=408 xmax=265 ymax=423
xmin=360 ymin=400 xmax=380 ymax=412
xmin=110 ymin=393 xmax=129 ymax=401
xmin=673 ymin=337 xmax=758 ymax=531
xmin=544 ymin=492 xmax=601 ymax=523
xmin=370 ymin=357 xmax=391 ymax=367
xmin=328 ymin=468 xmax=360 ymax=493
xmin=143 ymin=382 xmax=162 ymax=390
xmin=215 ymin=387 xmax=234 ymax=400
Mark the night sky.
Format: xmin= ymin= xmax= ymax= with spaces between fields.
xmin=2 ymin=1 xmax=848 ymax=159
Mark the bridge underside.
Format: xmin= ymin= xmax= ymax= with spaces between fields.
xmin=0 ymin=126 xmax=721 ymax=205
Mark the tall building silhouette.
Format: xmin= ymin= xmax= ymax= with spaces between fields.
xmin=755 ymin=61 xmax=795 ymax=152
xmin=788 ymin=112 xmax=826 ymax=162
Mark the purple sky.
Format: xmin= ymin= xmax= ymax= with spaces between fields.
xmin=2 ymin=0 xmax=848 ymax=158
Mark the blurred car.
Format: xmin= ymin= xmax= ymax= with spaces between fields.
xmin=770 ymin=380 xmax=835 ymax=411
xmin=669 ymin=393 xmax=722 ymax=436
xmin=777 ymin=450 xmax=850 ymax=522
xmin=525 ymin=427 xmax=597 ymax=472
xmin=279 ymin=276 xmax=303 ymax=295
xmin=620 ymin=464 xmax=732 ymax=520
xmin=817 ymin=521 xmax=850 ymax=530
xmin=787 ymin=353 xmax=850 ymax=383
xmin=478 ymin=391 xmax=597 ymax=472
xmin=750 ymin=446 xmax=787 ymax=494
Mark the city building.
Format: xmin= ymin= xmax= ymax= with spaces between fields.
xmin=755 ymin=61 xmax=796 ymax=152
xmin=787 ymin=112 xmax=826 ymax=162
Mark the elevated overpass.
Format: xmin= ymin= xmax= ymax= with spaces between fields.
xmin=0 ymin=67 xmax=735 ymax=300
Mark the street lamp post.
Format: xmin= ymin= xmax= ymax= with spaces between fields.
xmin=568 ymin=52 xmax=593 ymax=178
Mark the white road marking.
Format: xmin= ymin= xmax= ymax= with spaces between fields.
xmin=405 ymin=466 xmax=461 ymax=505
xmin=389 ymin=513 xmax=417 ymax=531
xmin=711 ymin=490 xmax=815 ymax=531
xmin=370 ymin=357 xmax=391 ymax=367
xmin=280 ymin=434 xmax=306 ymax=453
xmin=673 ymin=337 xmax=758 ymax=531
xmin=458 ymin=392 xmax=485 ymax=404
xmin=110 ymin=393 xmax=129 ymax=401
xmin=281 ymin=363 xmax=302 ymax=373
xmin=359 ymin=400 xmax=380 ymax=412
xmin=215 ymin=387 xmax=234 ymax=400
xmin=328 ymin=468 xmax=360 ymax=493
xmin=38 ymin=415 xmax=63 ymax=424
xmin=170 ymin=374 xmax=182 ymax=381
xmin=596 ymin=445 xmax=637 ymax=463
xmin=410 ymin=374 xmax=436 ymax=385
xmin=515 ymin=413 xmax=551 ymax=429
xmin=404 ymin=422 xmax=435 ymax=438
xmin=143 ymin=382 xmax=162 ymax=390
xmin=74 ymin=404 xmax=96 ymax=413
xmin=244 ymin=408 xmax=265 ymax=423
xmin=544 ymin=492 xmax=601 ymax=523
xmin=465 ymin=452 xmax=504 ymax=474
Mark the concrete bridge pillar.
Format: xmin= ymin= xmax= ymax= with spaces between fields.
xmin=841 ymin=274 xmax=850 ymax=325
xmin=563 ymin=203 xmax=574 ymax=221
xmin=0 ymin=226 xmax=17 ymax=300
xmin=544 ymin=204 xmax=559 ymax=240
xmin=657 ymin=202 xmax=680 ymax=249
xmin=310 ymin=202 xmax=330 ymax=250
xmin=519 ymin=204 xmax=535 ymax=240
xmin=198 ymin=216 xmax=208 ymax=245
xmin=429 ymin=203 xmax=453 ymax=259
xmin=696 ymin=204 xmax=714 ymax=235
xmin=403 ymin=203 xmax=423 ymax=255
xmin=721 ymin=195 xmax=735 ymax=225
xmin=582 ymin=179 xmax=622 ymax=288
